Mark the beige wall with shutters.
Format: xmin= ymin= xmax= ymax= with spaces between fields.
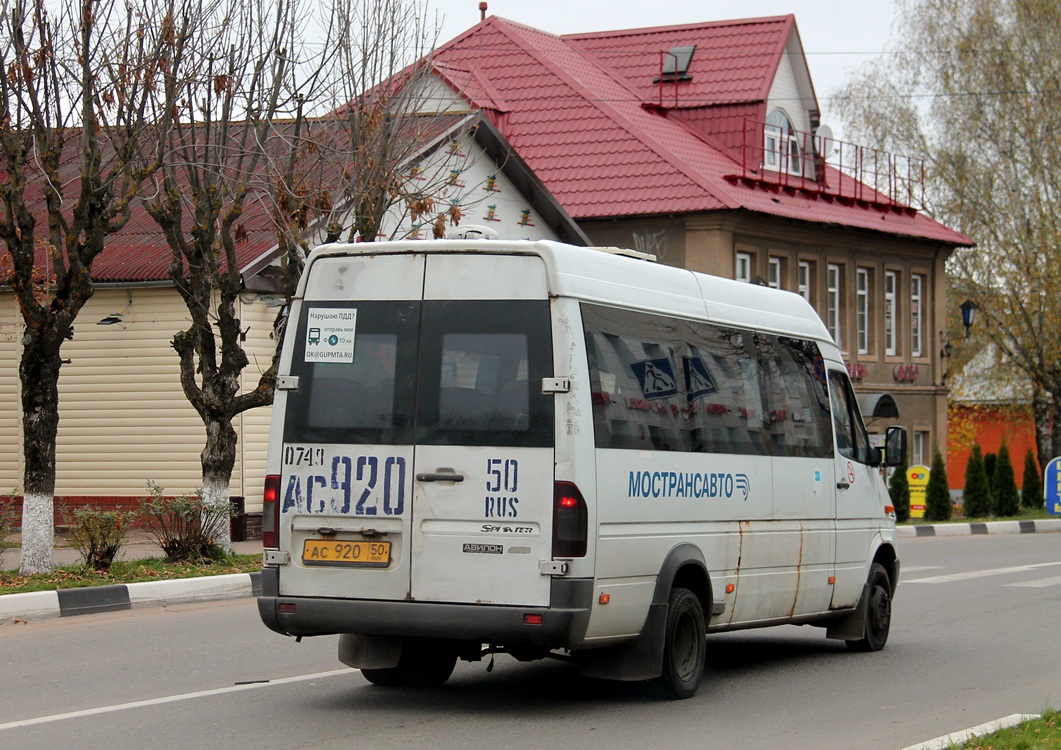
xmin=0 ymin=286 xmax=276 ymax=510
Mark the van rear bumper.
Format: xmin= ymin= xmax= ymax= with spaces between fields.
xmin=257 ymin=567 xmax=594 ymax=649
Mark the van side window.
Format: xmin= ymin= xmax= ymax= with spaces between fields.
xmin=827 ymin=370 xmax=873 ymax=464
xmin=764 ymin=337 xmax=833 ymax=458
xmin=582 ymin=304 xmax=831 ymax=458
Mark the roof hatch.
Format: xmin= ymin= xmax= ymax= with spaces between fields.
xmin=654 ymin=45 xmax=695 ymax=82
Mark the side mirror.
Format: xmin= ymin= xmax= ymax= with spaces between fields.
xmin=882 ymin=425 xmax=907 ymax=467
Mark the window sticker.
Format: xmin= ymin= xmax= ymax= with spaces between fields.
xmin=630 ymin=357 xmax=678 ymax=400
xmin=683 ymin=356 xmax=718 ymax=401
xmin=305 ymin=308 xmax=357 ymax=363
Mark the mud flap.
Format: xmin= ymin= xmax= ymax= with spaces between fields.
xmin=338 ymin=633 xmax=403 ymax=669
xmin=825 ymin=582 xmax=869 ymax=642
xmin=575 ymin=601 xmax=667 ymax=681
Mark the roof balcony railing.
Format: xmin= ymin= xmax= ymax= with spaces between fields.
xmin=734 ymin=118 xmax=926 ymax=212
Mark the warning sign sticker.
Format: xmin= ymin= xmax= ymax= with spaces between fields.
xmin=683 ymin=356 xmax=718 ymax=401
xmin=304 ymin=308 xmax=357 ymax=363
xmin=630 ymin=357 xmax=678 ymax=400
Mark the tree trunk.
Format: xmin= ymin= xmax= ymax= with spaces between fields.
xmin=1032 ymin=389 xmax=1059 ymax=472
xmin=18 ymin=338 xmax=62 ymax=575
xmin=201 ymin=416 xmax=238 ymax=553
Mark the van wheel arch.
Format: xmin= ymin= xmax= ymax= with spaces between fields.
xmin=575 ymin=544 xmax=713 ymax=684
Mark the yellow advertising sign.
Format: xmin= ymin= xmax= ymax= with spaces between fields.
xmin=907 ymin=465 xmax=930 ymax=519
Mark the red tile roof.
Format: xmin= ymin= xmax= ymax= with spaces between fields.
xmin=434 ymin=15 xmax=971 ymax=246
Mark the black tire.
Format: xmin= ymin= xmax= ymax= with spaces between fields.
xmin=360 ymin=639 xmax=457 ymax=688
xmin=652 ymin=587 xmax=706 ymax=700
xmin=360 ymin=666 xmax=403 ymax=686
xmin=846 ymin=562 xmax=892 ymax=653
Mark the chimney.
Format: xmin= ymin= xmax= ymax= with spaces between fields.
xmin=480 ymin=2 xmax=488 ymax=21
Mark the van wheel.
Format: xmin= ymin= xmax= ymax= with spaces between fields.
xmin=846 ymin=563 xmax=892 ymax=653
xmin=361 ymin=639 xmax=457 ymax=687
xmin=653 ymin=587 xmax=706 ymax=700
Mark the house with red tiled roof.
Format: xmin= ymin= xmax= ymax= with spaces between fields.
xmin=418 ymin=12 xmax=972 ymax=460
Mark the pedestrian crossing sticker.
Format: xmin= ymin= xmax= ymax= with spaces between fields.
xmin=305 ymin=307 xmax=357 ymax=363
xmin=683 ymin=356 xmax=718 ymax=401
xmin=630 ymin=358 xmax=678 ymax=400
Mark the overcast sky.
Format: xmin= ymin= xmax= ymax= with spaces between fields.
xmin=427 ymin=0 xmax=900 ymax=138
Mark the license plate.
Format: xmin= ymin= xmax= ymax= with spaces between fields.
xmin=302 ymin=539 xmax=391 ymax=567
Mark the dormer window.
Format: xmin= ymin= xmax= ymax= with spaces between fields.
xmin=764 ymin=109 xmax=803 ymax=176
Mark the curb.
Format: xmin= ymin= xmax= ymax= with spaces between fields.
xmin=897 ymin=518 xmax=1061 ymax=538
xmin=0 ymin=572 xmax=261 ymax=624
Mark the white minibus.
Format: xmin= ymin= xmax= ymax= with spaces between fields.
xmin=258 ymin=231 xmax=906 ymax=699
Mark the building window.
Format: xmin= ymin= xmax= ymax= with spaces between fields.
xmin=911 ymin=274 xmax=924 ymax=358
xmin=798 ymin=261 xmax=812 ymax=301
xmin=827 ymin=263 xmax=842 ymax=348
xmin=856 ymin=268 xmax=870 ymax=355
xmin=736 ymin=252 xmax=752 ymax=283
xmin=768 ymin=257 xmax=782 ymax=289
xmin=764 ymin=109 xmax=803 ymax=176
xmin=884 ymin=270 xmax=898 ymax=357
xmin=913 ymin=431 xmax=928 ymax=467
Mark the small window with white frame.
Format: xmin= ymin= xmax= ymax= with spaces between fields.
xmin=827 ymin=263 xmax=842 ymax=348
xmin=764 ymin=109 xmax=803 ymax=176
xmin=856 ymin=268 xmax=870 ymax=355
xmin=911 ymin=273 xmax=924 ymax=358
xmin=798 ymin=260 xmax=812 ymax=301
xmin=884 ymin=270 xmax=898 ymax=356
xmin=736 ymin=252 xmax=752 ymax=283
xmin=768 ymin=257 xmax=782 ymax=289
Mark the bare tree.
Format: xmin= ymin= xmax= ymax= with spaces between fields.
xmin=315 ymin=0 xmax=465 ymax=244
xmin=143 ymin=0 xmax=335 ymax=551
xmin=835 ymin=0 xmax=1061 ymax=469
xmin=0 ymin=0 xmax=190 ymax=574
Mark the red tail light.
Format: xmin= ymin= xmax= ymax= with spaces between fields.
xmin=263 ymin=474 xmax=281 ymax=549
xmin=553 ymin=481 xmax=587 ymax=558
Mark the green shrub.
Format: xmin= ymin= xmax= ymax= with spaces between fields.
xmin=140 ymin=481 xmax=233 ymax=562
xmin=888 ymin=463 xmax=910 ymax=522
xmin=1021 ymin=449 xmax=1043 ymax=509
xmin=961 ymin=444 xmax=992 ymax=518
xmin=991 ymin=443 xmax=1020 ymax=517
xmin=925 ymin=450 xmax=952 ymax=522
xmin=62 ymin=505 xmax=136 ymax=571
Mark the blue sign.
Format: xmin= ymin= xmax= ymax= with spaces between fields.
xmin=683 ymin=356 xmax=718 ymax=401
xmin=630 ymin=358 xmax=678 ymax=400
xmin=1045 ymin=457 xmax=1061 ymax=515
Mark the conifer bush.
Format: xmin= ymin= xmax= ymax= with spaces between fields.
xmin=888 ymin=463 xmax=910 ymax=522
xmin=991 ymin=443 xmax=1020 ymax=517
xmin=1021 ymin=449 xmax=1043 ymax=509
xmin=924 ymin=450 xmax=952 ymax=522
xmin=961 ymin=444 xmax=992 ymax=518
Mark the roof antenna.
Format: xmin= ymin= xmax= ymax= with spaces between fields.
xmin=479 ymin=2 xmax=487 ymax=21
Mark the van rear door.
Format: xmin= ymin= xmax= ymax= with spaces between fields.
xmin=278 ymin=250 xmax=555 ymax=608
xmin=409 ymin=254 xmax=555 ymax=606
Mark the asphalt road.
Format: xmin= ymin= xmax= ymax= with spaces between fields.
xmin=2 ymin=533 xmax=1059 ymax=749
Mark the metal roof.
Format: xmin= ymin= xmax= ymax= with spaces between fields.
xmin=434 ymin=15 xmax=971 ymax=246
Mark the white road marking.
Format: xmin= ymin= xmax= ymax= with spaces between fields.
xmin=903 ymin=561 xmax=1061 ymax=584
xmin=0 ymin=669 xmax=352 ymax=731
xmin=1007 ymin=574 xmax=1061 ymax=589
